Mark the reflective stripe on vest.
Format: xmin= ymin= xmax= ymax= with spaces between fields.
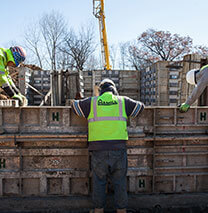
xmin=3 ymin=51 xmax=8 ymax=62
xmin=88 ymin=96 xmax=127 ymax=123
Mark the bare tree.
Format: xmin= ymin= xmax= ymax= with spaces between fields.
xmin=85 ymin=55 xmax=100 ymax=71
xmin=109 ymin=44 xmax=117 ymax=69
xmin=193 ymin=45 xmax=208 ymax=58
xmin=119 ymin=42 xmax=128 ymax=70
xmin=60 ymin=25 xmax=96 ymax=71
xmin=39 ymin=11 xmax=67 ymax=70
xmin=24 ymin=22 xmax=44 ymax=68
xmin=56 ymin=51 xmax=75 ymax=71
xmin=118 ymin=41 xmax=151 ymax=70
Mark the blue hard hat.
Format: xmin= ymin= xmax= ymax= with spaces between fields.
xmin=10 ymin=46 xmax=26 ymax=67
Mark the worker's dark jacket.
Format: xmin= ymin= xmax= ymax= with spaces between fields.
xmin=72 ymin=92 xmax=144 ymax=151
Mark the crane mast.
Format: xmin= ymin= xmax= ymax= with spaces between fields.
xmin=93 ymin=0 xmax=111 ymax=70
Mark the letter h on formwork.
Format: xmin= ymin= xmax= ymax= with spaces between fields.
xmin=0 ymin=159 xmax=6 ymax=169
xmin=138 ymin=179 xmax=145 ymax=188
xmin=200 ymin=112 xmax=207 ymax=121
xmin=52 ymin=112 xmax=60 ymax=121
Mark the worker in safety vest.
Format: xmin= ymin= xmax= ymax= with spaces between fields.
xmin=72 ymin=79 xmax=144 ymax=213
xmin=179 ymin=65 xmax=208 ymax=112
xmin=0 ymin=46 xmax=27 ymax=106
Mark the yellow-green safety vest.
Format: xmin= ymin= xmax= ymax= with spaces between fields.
xmin=87 ymin=92 xmax=128 ymax=142
xmin=0 ymin=48 xmax=16 ymax=87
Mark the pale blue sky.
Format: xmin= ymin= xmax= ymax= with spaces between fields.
xmin=1 ymin=0 xmax=208 ymax=47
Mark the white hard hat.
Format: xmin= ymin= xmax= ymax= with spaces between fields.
xmin=186 ymin=69 xmax=199 ymax=85
xmin=99 ymin=78 xmax=116 ymax=89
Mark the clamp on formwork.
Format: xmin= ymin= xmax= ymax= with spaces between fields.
xmin=0 ymin=100 xmax=19 ymax=107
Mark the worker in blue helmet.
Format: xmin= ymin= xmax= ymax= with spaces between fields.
xmin=0 ymin=46 xmax=28 ymax=106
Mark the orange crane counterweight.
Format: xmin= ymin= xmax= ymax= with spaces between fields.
xmin=93 ymin=0 xmax=111 ymax=70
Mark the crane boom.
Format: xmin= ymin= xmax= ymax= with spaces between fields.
xmin=93 ymin=0 xmax=111 ymax=70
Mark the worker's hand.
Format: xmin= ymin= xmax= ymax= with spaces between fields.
xmin=18 ymin=93 xmax=28 ymax=106
xmin=12 ymin=94 xmax=24 ymax=106
xmin=179 ymin=103 xmax=190 ymax=113
xmin=12 ymin=93 xmax=28 ymax=106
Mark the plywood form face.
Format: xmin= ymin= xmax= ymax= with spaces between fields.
xmin=22 ymin=108 xmax=40 ymax=126
xmin=155 ymin=108 xmax=175 ymax=125
xmin=3 ymin=179 xmax=20 ymax=196
xmin=196 ymin=175 xmax=208 ymax=192
xmin=2 ymin=108 xmax=20 ymax=125
xmin=175 ymin=176 xmax=195 ymax=193
xmin=70 ymin=178 xmax=89 ymax=195
xmin=22 ymin=178 xmax=40 ymax=195
xmin=47 ymin=178 xmax=62 ymax=195
xmin=136 ymin=108 xmax=154 ymax=127
xmin=155 ymin=176 xmax=174 ymax=193
xmin=128 ymin=155 xmax=153 ymax=169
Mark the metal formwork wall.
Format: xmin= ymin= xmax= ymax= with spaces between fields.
xmin=0 ymin=107 xmax=208 ymax=210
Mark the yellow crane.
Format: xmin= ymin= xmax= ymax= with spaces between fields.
xmin=93 ymin=0 xmax=111 ymax=70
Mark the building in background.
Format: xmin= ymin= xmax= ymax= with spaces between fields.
xmin=140 ymin=54 xmax=205 ymax=106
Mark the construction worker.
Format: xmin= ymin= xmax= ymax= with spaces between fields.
xmin=72 ymin=79 xmax=144 ymax=213
xmin=0 ymin=46 xmax=27 ymax=106
xmin=179 ymin=65 xmax=208 ymax=113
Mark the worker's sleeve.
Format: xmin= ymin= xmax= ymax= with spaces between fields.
xmin=72 ymin=97 xmax=91 ymax=118
xmin=0 ymin=73 xmax=11 ymax=88
xmin=124 ymin=97 xmax=145 ymax=118
xmin=0 ymin=57 xmax=7 ymax=86
xmin=7 ymin=75 xmax=20 ymax=93
xmin=0 ymin=56 xmax=12 ymax=89
xmin=185 ymin=68 xmax=208 ymax=106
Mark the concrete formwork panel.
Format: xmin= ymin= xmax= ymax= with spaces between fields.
xmin=0 ymin=106 xmax=208 ymax=211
